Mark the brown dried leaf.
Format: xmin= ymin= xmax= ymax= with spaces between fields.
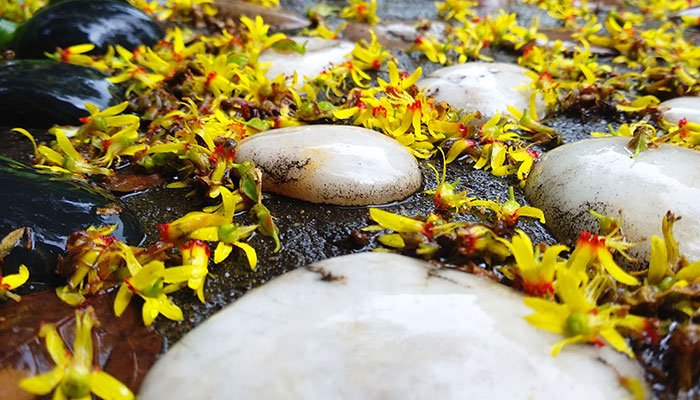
xmin=0 ymin=289 xmax=161 ymax=399
xmin=104 ymin=173 xmax=164 ymax=193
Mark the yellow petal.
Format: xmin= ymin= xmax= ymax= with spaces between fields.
xmin=523 ymin=297 xmax=568 ymax=335
xmin=597 ymin=247 xmax=639 ymax=286
xmin=69 ymin=43 xmax=96 ymax=54
xmin=38 ymin=323 xmax=69 ymax=367
xmin=555 ymin=267 xmax=591 ymax=312
xmin=220 ymin=186 xmax=237 ymax=221
xmin=369 ymin=208 xmax=424 ymax=233
xmin=19 ymin=366 xmax=64 ymax=395
xmin=55 ymin=285 xmax=85 ymax=306
xmin=677 ymin=260 xmax=700 ymax=281
xmin=141 ymin=298 xmax=160 ymax=326
xmin=163 ymin=265 xmax=195 ymax=283
xmin=214 ymin=242 xmax=233 ymax=264
xmin=599 ymin=327 xmax=635 ymax=358
xmin=190 ymin=226 xmax=220 ymax=241
xmin=377 ymin=233 xmax=405 ymax=248
xmin=52 ymin=128 xmax=83 ymax=161
xmin=333 ymin=106 xmax=359 ymax=120
xmin=114 ymin=283 xmax=134 ymax=317
xmin=157 ymin=295 xmax=183 ymax=321
xmin=90 ymin=370 xmax=134 ymax=400
xmin=232 ymin=242 xmax=257 ymax=270
xmin=2 ymin=264 xmax=29 ymax=289
xmin=648 ymin=235 xmax=667 ymax=285
xmin=516 ymin=206 xmax=546 ymax=223
xmin=130 ymin=261 xmax=165 ymax=290
xmin=551 ymin=335 xmax=588 ymax=356
xmin=11 ymin=128 xmax=39 ymax=159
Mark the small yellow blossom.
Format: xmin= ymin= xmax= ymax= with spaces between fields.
xmin=19 ymin=307 xmax=134 ymax=400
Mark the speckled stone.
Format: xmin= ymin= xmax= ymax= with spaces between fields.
xmin=343 ymin=20 xmax=446 ymax=50
xmin=214 ymin=0 xmax=310 ymax=31
xmin=525 ymin=136 xmax=700 ymax=264
xmin=416 ymin=62 xmax=546 ymax=123
xmin=139 ymin=252 xmax=649 ymax=400
xmin=258 ymin=36 xmax=354 ymax=83
xmin=234 ymin=125 xmax=422 ymax=206
xmin=658 ymin=96 xmax=700 ymax=125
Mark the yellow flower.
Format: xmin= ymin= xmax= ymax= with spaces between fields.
xmin=45 ymin=43 xmax=108 ymax=71
xmin=114 ymin=260 xmax=183 ymax=326
xmin=340 ymin=0 xmax=380 ymax=25
xmin=501 ymin=230 xmax=568 ymax=296
xmin=425 ymin=151 xmax=474 ymax=212
xmin=435 ymin=0 xmax=478 ymax=21
xmin=108 ymin=46 xmax=165 ymax=94
xmin=19 ymin=307 xmax=134 ymax=400
xmin=157 ymin=211 xmax=229 ymax=243
xmin=18 ymin=127 xmax=113 ymax=176
xmin=525 ymin=267 xmax=645 ymax=357
xmin=163 ymin=240 xmax=212 ymax=303
xmin=351 ymin=31 xmax=393 ymax=70
xmin=472 ymin=186 xmax=545 ymax=226
xmin=191 ymin=223 xmax=258 ymax=267
xmin=567 ymin=231 xmax=639 ymax=286
xmin=0 ymin=264 xmax=29 ymax=302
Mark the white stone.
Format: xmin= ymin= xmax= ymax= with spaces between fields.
xmin=258 ymin=36 xmax=354 ymax=83
xmin=525 ymin=136 xmax=700 ymax=264
xmin=140 ymin=252 xmax=649 ymax=400
xmin=416 ymin=62 xmax=546 ymax=122
xmin=658 ymin=96 xmax=700 ymax=125
xmin=234 ymin=125 xmax=422 ymax=206
xmin=343 ymin=21 xmax=447 ymax=50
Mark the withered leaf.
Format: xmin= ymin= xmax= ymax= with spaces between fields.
xmin=0 ymin=289 xmax=161 ymax=399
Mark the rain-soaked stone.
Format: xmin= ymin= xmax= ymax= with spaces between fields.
xmin=258 ymin=36 xmax=354 ymax=83
xmin=658 ymin=96 xmax=700 ymax=125
xmin=525 ymin=137 xmax=700 ymax=265
xmin=674 ymin=6 xmax=700 ymax=21
xmin=139 ymin=252 xmax=649 ymax=400
xmin=10 ymin=0 xmax=163 ymax=58
xmin=535 ymin=28 xmax=618 ymax=56
xmin=0 ymin=157 xmax=143 ymax=286
xmin=214 ymin=0 xmax=311 ymax=30
xmin=416 ymin=62 xmax=545 ymax=123
xmin=0 ymin=60 xmax=122 ymax=127
xmin=234 ymin=125 xmax=422 ymax=206
xmin=343 ymin=20 xmax=446 ymax=51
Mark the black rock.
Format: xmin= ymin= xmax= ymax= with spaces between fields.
xmin=0 ymin=60 xmax=122 ymax=127
xmin=0 ymin=157 xmax=144 ymax=286
xmin=10 ymin=0 xmax=163 ymax=58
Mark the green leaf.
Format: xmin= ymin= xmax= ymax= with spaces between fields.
xmin=0 ymin=18 xmax=18 ymax=49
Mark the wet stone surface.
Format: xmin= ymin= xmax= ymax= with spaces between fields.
xmin=658 ymin=96 xmax=700 ymax=125
xmin=10 ymin=0 xmax=163 ymax=58
xmin=258 ymin=36 xmax=355 ymax=83
xmin=233 ymin=125 xmax=423 ymax=206
xmin=525 ymin=136 xmax=700 ymax=266
xmin=140 ymin=253 xmax=648 ymax=400
xmin=416 ymin=62 xmax=547 ymax=123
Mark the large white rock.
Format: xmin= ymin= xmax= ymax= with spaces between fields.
xmin=416 ymin=62 xmax=546 ymax=122
xmin=658 ymin=96 xmax=700 ymax=125
xmin=234 ymin=125 xmax=422 ymax=206
xmin=140 ymin=252 xmax=648 ymax=400
xmin=258 ymin=36 xmax=354 ymax=83
xmin=525 ymin=136 xmax=700 ymax=264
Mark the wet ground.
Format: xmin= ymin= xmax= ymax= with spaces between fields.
xmin=0 ymin=0 xmax=632 ymax=349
